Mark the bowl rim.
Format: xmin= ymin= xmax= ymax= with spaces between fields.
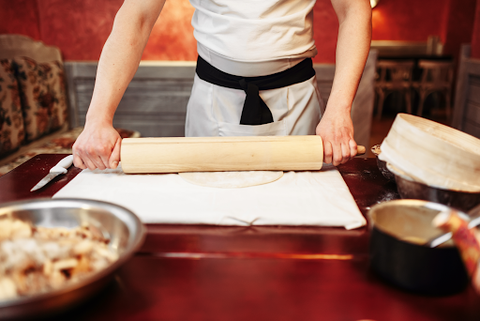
xmin=367 ymin=199 xmax=470 ymax=247
xmin=0 ymin=198 xmax=146 ymax=309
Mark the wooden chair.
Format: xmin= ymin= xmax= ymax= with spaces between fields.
xmin=412 ymin=60 xmax=454 ymax=120
xmin=374 ymin=60 xmax=415 ymax=119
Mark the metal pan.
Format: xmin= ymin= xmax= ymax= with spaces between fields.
xmin=368 ymin=199 xmax=469 ymax=296
xmin=0 ymin=198 xmax=145 ymax=320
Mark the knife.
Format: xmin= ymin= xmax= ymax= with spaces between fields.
xmin=30 ymin=155 xmax=74 ymax=192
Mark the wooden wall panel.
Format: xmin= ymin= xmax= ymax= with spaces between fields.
xmin=452 ymin=45 xmax=480 ymax=139
xmin=465 ymin=76 xmax=480 ymax=136
xmin=471 ymin=0 xmax=480 ymax=59
xmin=65 ymin=51 xmax=377 ymax=147
xmin=65 ymin=62 xmax=195 ymax=137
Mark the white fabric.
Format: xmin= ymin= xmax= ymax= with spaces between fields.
xmin=190 ymin=0 xmax=317 ymax=74
xmin=198 ymin=43 xmax=309 ymax=77
xmin=185 ymin=74 xmax=323 ymax=137
xmin=53 ymin=164 xmax=366 ymax=230
xmin=186 ymin=0 xmax=323 ymax=137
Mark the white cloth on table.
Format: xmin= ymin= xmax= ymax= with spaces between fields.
xmin=53 ymin=163 xmax=366 ymax=230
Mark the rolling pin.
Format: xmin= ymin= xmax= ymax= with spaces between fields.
xmin=121 ymin=136 xmax=366 ymax=173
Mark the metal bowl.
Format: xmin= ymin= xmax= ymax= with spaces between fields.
xmin=387 ymin=163 xmax=480 ymax=213
xmin=0 ymin=198 xmax=146 ymax=320
xmin=368 ymin=199 xmax=469 ymax=295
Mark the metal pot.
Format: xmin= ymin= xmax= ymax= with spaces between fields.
xmin=368 ymin=199 xmax=469 ymax=295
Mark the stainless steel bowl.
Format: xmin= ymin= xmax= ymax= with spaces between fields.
xmin=0 ymin=198 xmax=146 ymax=320
xmin=387 ymin=163 xmax=480 ymax=213
xmin=372 ymin=144 xmax=480 ymax=212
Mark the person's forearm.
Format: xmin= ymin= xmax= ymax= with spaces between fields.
xmin=316 ymin=0 xmax=371 ymax=165
xmin=327 ymin=0 xmax=371 ymax=113
xmin=86 ymin=0 xmax=166 ymax=126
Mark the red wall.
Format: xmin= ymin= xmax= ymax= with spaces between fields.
xmin=0 ymin=0 xmax=40 ymax=39
xmin=371 ymin=0 xmax=449 ymax=41
xmin=472 ymin=0 xmax=480 ymax=59
xmin=143 ymin=0 xmax=196 ymax=61
xmin=0 ymin=0 xmax=478 ymax=63
xmin=441 ymin=0 xmax=477 ymax=59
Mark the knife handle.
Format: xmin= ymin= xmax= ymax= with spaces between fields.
xmin=50 ymin=155 xmax=74 ymax=173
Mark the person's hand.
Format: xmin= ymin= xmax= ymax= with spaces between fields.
xmin=72 ymin=122 xmax=122 ymax=170
xmin=316 ymin=108 xmax=357 ymax=166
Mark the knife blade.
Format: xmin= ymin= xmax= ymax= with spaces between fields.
xmin=30 ymin=155 xmax=74 ymax=192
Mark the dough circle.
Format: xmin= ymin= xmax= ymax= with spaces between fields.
xmin=179 ymin=171 xmax=284 ymax=188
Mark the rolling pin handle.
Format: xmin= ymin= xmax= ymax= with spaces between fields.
xmin=357 ymin=145 xmax=366 ymax=156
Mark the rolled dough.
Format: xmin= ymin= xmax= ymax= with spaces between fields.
xmin=179 ymin=171 xmax=284 ymax=188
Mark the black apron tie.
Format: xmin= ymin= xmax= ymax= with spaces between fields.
xmin=195 ymin=56 xmax=315 ymax=125
xmin=238 ymin=79 xmax=273 ymax=125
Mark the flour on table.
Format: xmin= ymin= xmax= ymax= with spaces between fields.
xmin=179 ymin=171 xmax=283 ymax=188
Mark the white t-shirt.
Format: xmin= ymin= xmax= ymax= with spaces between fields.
xmin=190 ymin=0 xmax=318 ymax=76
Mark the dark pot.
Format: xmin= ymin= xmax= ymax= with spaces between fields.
xmin=368 ymin=199 xmax=469 ymax=296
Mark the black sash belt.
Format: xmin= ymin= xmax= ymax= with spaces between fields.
xmin=195 ymin=56 xmax=316 ymax=125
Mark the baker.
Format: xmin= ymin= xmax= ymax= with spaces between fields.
xmin=72 ymin=0 xmax=372 ymax=170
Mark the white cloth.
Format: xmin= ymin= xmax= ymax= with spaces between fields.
xmin=185 ymin=74 xmax=324 ymax=137
xmin=53 ymin=164 xmax=366 ymax=230
xmin=190 ymin=0 xmax=317 ymax=75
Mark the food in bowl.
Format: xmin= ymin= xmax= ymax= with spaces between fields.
xmin=0 ymin=217 xmax=118 ymax=300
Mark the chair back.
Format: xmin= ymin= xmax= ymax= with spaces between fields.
xmin=417 ymin=60 xmax=454 ymax=87
xmin=376 ymin=60 xmax=415 ymax=88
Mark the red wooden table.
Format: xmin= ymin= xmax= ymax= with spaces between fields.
xmin=1 ymin=154 xmax=479 ymax=321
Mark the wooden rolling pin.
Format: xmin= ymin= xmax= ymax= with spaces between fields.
xmin=121 ymin=136 xmax=366 ymax=173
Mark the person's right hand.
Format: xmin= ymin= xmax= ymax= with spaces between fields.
xmin=72 ymin=122 xmax=122 ymax=170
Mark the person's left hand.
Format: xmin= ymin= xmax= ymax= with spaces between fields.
xmin=316 ymin=107 xmax=357 ymax=166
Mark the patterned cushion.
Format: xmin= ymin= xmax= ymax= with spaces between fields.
xmin=13 ymin=57 xmax=68 ymax=142
xmin=0 ymin=59 xmax=25 ymax=157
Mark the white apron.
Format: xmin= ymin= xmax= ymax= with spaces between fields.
xmin=185 ymin=0 xmax=322 ymax=137
xmin=185 ymin=74 xmax=324 ymax=137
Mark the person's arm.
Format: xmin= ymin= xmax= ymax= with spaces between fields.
xmin=316 ymin=0 xmax=371 ymax=166
xmin=72 ymin=0 xmax=166 ymax=170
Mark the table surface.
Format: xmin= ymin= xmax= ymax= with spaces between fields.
xmin=1 ymin=154 xmax=479 ymax=321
